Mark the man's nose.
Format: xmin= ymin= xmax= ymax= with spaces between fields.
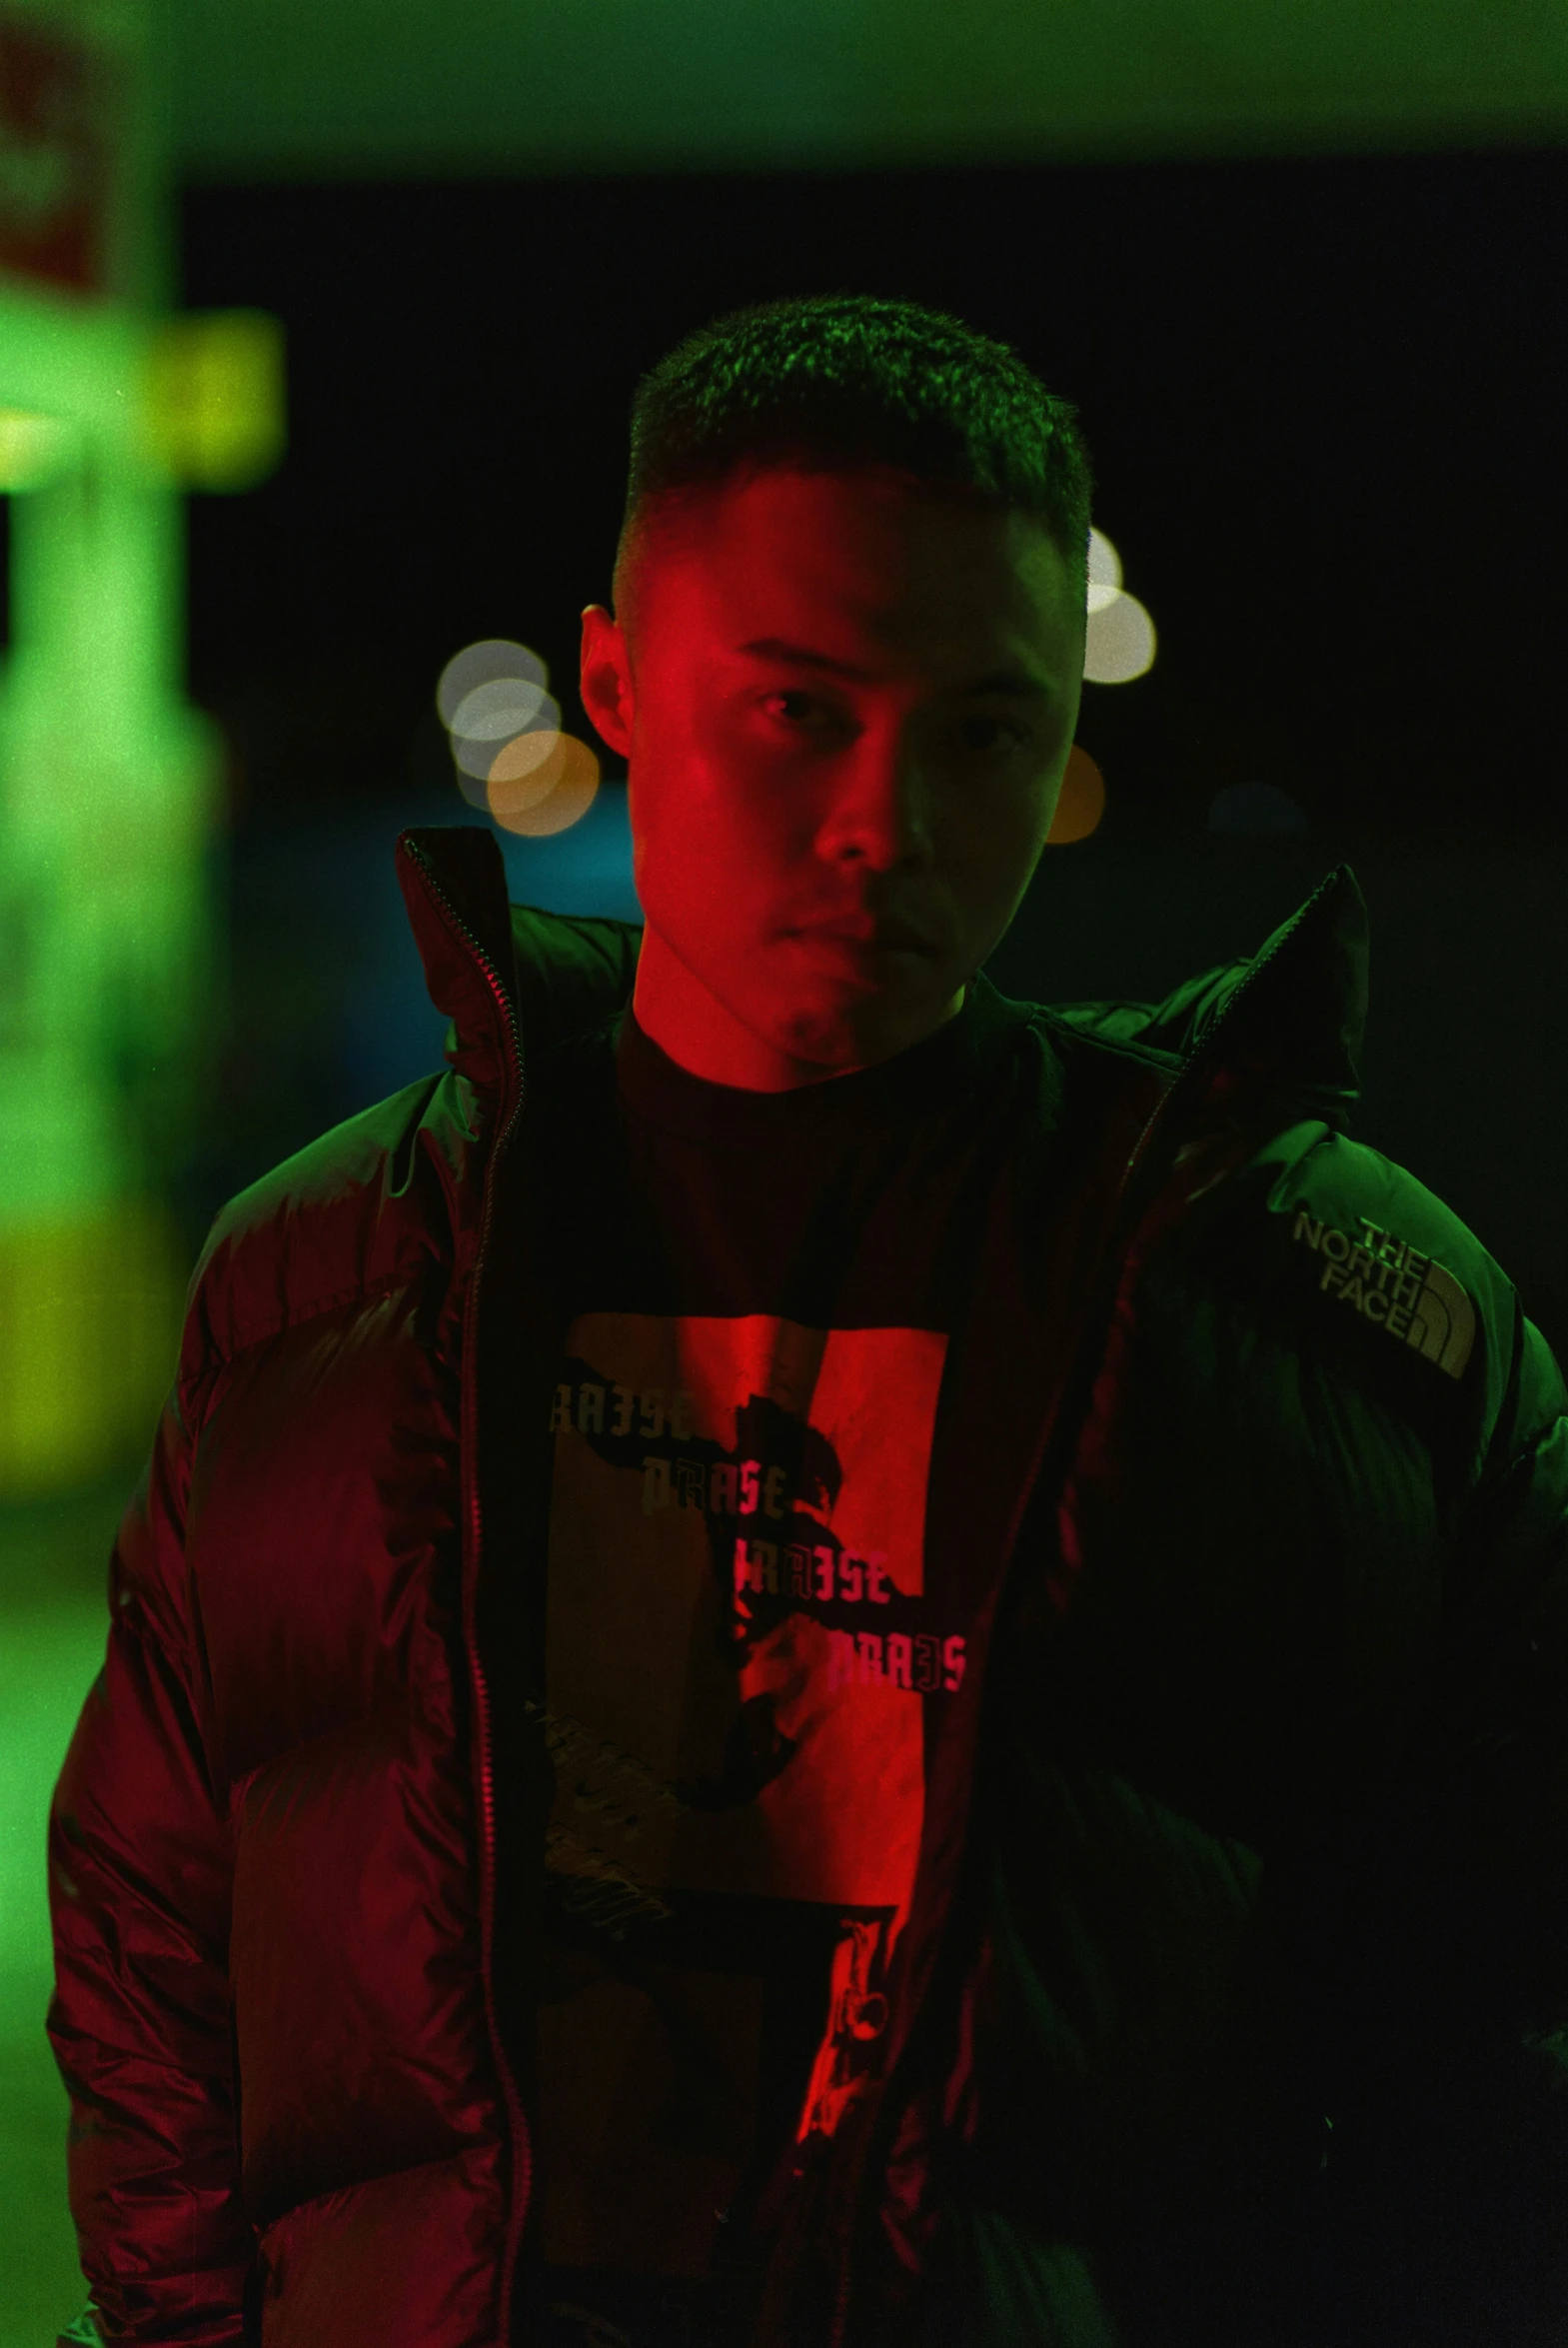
xmin=812 ymin=732 xmax=937 ymax=868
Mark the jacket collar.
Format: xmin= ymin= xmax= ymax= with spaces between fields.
xmin=397 ymin=825 xmax=524 ymax=1109
xmin=396 ymin=821 xmax=1368 ymax=1124
xmin=1045 ymin=861 xmax=1368 ymax=1125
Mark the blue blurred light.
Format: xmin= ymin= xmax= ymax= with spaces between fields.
xmin=491 ymin=773 xmax=640 ymax=920
xmin=1206 ymin=782 xmax=1309 ymax=836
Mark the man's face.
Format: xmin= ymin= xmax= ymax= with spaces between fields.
xmin=580 ymin=464 xmax=1084 ymax=1089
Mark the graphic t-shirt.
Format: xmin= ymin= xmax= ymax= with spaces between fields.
xmin=522 ymin=974 xmax=1038 ymax=2342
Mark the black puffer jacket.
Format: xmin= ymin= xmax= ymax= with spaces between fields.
xmin=47 ymin=824 xmax=1568 ymax=2346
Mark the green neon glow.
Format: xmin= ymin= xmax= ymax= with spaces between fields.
xmin=0 ymin=1478 xmax=129 ymax=2336
xmin=170 ymin=0 xmax=1568 ymax=180
xmin=0 ymin=4 xmax=283 ymax=1497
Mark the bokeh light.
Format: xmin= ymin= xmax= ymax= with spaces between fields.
xmin=453 ymin=762 xmax=492 ymax=812
xmin=1047 ymin=744 xmax=1105 ymax=844
xmin=1083 ymin=592 xmax=1156 ymax=684
xmin=436 ymin=638 xmax=548 ymax=728
xmin=492 ymin=735 xmax=601 ymax=836
xmin=1081 ymin=527 xmax=1156 ymax=683
xmin=487 ymin=721 xmax=567 ymax=786
xmin=450 ymin=675 xmax=551 ymax=740
xmin=452 ymin=693 xmax=562 ymax=778
xmin=435 ymin=634 xmax=603 ymax=838
xmin=1086 ymin=526 xmax=1122 ymax=612
xmin=488 ymin=730 xmax=570 ymax=816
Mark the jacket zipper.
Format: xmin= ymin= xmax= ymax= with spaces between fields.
xmin=400 ymin=837 xmax=533 ymax=2342
xmin=825 ymin=869 xmax=1341 ymax=2347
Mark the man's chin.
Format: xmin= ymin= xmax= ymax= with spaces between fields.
xmin=772 ymin=988 xmax=957 ymax=1079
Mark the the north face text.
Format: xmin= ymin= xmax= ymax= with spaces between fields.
xmin=1291 ymin=1207 xmax=1475 ymax=1377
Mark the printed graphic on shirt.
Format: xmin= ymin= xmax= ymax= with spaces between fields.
xmin=536 ymin=1311 xmax=949 ymax=2279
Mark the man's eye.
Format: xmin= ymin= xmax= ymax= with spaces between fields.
xmin=758 ymin=696 xmax=1028 ymax=755
xmin=958 ymin=716 xmax=1029 ymax=756
xmin=762 ymin=690 xmax=833 ymax=728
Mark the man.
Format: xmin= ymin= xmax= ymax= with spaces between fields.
xmin=47 ymin=293 xmax=1568 ymax=2348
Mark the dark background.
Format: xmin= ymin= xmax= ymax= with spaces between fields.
xmin=172 ymin=148 xmax=1567 ymax=1351
xmin=181 ymin=149 xmax=1567 ymax=835
xmin=5 ymin=123 xmax=1561 ymax=2348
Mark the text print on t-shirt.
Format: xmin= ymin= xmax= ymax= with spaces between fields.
xmin=538 ymin=1314 xmax=954 ymax=2267
xmin=546 ymin=1317 xmax=949 ymax=1918
xmin=549 ymin=1329 xmax=964 ymax=1707
xmin=553 ymin=1370 xmax=966 ymax=1700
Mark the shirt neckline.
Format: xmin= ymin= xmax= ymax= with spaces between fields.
xmin=612 ymin=970 xmax=1031 ymax=1149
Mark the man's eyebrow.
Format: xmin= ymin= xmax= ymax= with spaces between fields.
xmin=735 ymin=637 xmax=1054 ymax=700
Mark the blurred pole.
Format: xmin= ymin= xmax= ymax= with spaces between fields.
xmin=0 ymin=0 xmax=278 ymax=1497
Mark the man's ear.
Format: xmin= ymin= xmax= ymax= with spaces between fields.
xmin=580 ymin=604 xmax=634 ymax=760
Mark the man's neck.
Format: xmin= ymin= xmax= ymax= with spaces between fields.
xmin=630 ymin=923 xmax=963 ymax=1093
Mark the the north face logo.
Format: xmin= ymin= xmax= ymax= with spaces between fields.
xmin=1292 ymin=1208 xmax=1475 ymax=1379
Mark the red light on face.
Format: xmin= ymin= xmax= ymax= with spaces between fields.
xmin=788 ymin=930 xmax=933 ymax=986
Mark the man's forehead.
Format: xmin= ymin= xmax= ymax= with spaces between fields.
xmin=711 ymin=462 xmax=1053 ymax=547
xmin=676 ymin=467 xmax=1073 ymax=622
xmin=729 ymin=631 xmax=1060 ymax=702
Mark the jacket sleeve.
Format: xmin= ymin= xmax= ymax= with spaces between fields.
xmin=1313 ymin=1303 xmax=1568 ymax=2348
xmin=46 ymin=1360 xmax=255 ymax=2345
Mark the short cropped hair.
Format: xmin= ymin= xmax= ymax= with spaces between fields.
xmin=612 ymin=291 xmax=1094 ymax=653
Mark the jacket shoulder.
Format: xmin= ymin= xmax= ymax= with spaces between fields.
xmin=1233 ymin=1120 xmax=1559 ymax=1448
xmin=1258 ymin=1124 xmax=1511 ymax=1305
xmin=182 ymin=1069 xmax=455 ymax=1380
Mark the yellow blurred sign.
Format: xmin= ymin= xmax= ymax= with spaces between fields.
xmin=140 ymin=307 xmax=286 ymax=490
xmin=0 ymin=407 xmax=77 ymax=490
xmin=0 ymin=1201 xmax=187 ymax=1497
